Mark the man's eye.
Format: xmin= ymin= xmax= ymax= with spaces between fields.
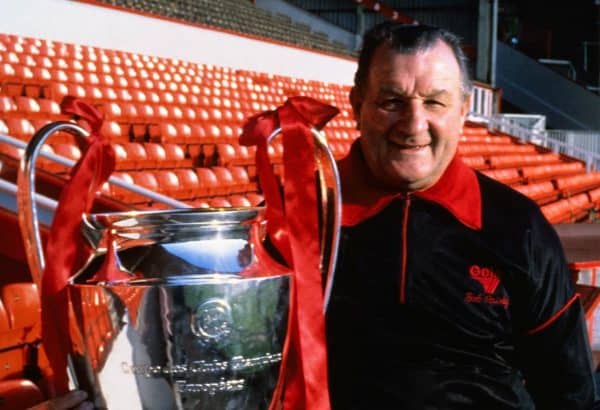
xmin=379 ymin=99 xmax=405 ymax=110
xmin=425 ymin=99 xmax=445 ymax=107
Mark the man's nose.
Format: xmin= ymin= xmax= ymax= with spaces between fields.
xmin=393 ymin=101 xmax=428 ymax=135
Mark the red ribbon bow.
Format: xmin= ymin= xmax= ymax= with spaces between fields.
xmin=41 ymin=97 xmax=116 ymax=394
xmin=240 ymin=96 xmax=339 ymax=410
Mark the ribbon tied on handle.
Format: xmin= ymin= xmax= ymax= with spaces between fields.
xmin=240 ymin=96 xmax=339 ymax=410
xmin=41 ymin=97 xmax=116 ymax=395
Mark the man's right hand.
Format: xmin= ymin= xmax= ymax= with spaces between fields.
xmin=28 ymin=390 xmax=93 ymax=410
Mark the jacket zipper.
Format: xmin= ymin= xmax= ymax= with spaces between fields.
xmin=400 ymin=195 xmax=411 ymax=303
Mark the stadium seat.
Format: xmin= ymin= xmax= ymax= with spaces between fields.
xmin=1 ymin=283 xmax=40 ymax=330
xmin=174 ymin=168 xmax=200 ymax=199
xmin=211 ymin=167 xmax=235 ymax=195
xmin=0 ymin=379 xmax=45 ymax=409
xmin=480 ymin=168 xmax=521 ymax=185
xmin=228 ymin=194 xmax=252 ymax=207
xmin=196 ymin=167 xmax=219 ymax=197
xmin=513 ymin=181 xmax=558 ymax=204
xmin=162 ymin=143 xmax=189 ymax=168
xmin=209 ymin=197 xmax=232 ymax=208
xmin=520 ymin=162 xmax=585 ymax=183
xmin=5 ymin=118 xmax=35 ymax=141
xmin=142 ymin=142 xmax=165 ymax=168
xmin=541 ymin=199 xmax=572 ymax=224
xmin=154 ymin=170 xmax=181 ymax=198
xmin=555 ymin=173 xmax=600 ymax=196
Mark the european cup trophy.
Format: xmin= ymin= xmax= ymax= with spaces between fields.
xmin=17 ymin=97 xmax=340 ymax=409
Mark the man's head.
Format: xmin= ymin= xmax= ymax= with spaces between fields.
xmin=351 ymin=22 xmax=472 ymax=192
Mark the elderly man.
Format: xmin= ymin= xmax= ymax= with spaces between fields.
xmin=326 ymin=22 xmax=596 ymax=409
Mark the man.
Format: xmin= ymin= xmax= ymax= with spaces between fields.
xmin=326 ymin=22 xmax=596 ymax=409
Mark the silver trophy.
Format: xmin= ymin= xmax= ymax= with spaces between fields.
xmin=17 ymin=121 xmax=341 ymax=409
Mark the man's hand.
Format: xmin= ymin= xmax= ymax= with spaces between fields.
xmin=28 ymin=390 xmax=93 ymax=410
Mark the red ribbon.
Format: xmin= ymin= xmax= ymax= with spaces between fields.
xmin=240 ymin=96 xmax=339 ymax=410
xmin=41 ymin=97 xmax=115 ymax=394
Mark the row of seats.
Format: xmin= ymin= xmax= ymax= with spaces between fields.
xmin=479 ymin=161 xmax=586 ymax=186
xmin=542 ymin=190 xmax=600 ymax=224
xmin=461 ymin=152 xmax=563 ymax=170
xmin=106 ymin=166 xmax=256 ymax=202
xmin=0 ymin=282 xmax=50 ymax=407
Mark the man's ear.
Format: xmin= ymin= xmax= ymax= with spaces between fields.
xmin=349 ymin=86 xmax=362 ymax=130
xmin=459 ymin=93 xmax=472 ymax=128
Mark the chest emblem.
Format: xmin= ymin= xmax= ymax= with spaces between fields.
xmin=468 ymin=265 xmax=500 ymax=294
xmin=465 ymin=265 xmax=509 ymax=307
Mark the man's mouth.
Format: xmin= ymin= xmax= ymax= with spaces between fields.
xmin=390 ymin=141 xmax=430 ymax=150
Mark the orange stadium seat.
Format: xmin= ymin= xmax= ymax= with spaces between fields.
xmin=1 ymin=283 xmax=40 ymax=330
xmin=513 ymin=181 xmax=559 ymax=204
xmin=460 ymin=155 xmax=488 ymax=170
xmin=209 ymin=197 xmax=232 ymax=208
xmin=131 ymin=171 xmax=159 ymax=203
xmin=0 ymin=379 xmax=45 ymax=409
xmin=5 ymin=118 xmax=35 ymax=141
xmin=211 ymin=167 xmax=235 ymax=196
xmin=480 ymin=168 xmax=521 ymax=185
xmin=196 ymin=167 xmax=219 ymax=197
xmin=229 ymin=194 xmax=252 ymax=207
xmin=142 ymin=142 xmax=165 ymax=168
xmin=162 ymin=143 xmax=188 ymax=168
xmin=174 ymin=168 xmax=200 ymax=199
xmin=541 ymin=199 xmax=572 ymax=224
xmin=520 ymin=162 xmax=585 ymax=183
xmin=488 ymin=153 xmax=560 ymax=169
xmin=154 ymin=170 xmax=181 ymax=198
xmin=555 ymin=173 xmax=600 ymax=196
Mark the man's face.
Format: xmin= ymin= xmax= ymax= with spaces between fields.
xmin=351 ymin=40 xmax=470 ymax=192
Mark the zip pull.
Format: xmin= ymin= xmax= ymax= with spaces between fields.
xmin=400 ymin=195 xmax=411 ymax=303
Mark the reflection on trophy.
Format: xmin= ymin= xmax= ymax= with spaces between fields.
xmin=17 ymin=99 xmax=341 ymax=409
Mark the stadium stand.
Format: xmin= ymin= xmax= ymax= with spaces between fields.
xmin=93 ymin=0 xmax=354 ymax=57
xmin=0 ymin=1 xmax=600 ymax=406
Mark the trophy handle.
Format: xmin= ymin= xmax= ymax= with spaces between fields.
xmin=16 ymin=121 xmax=89 ymax=288
xmin=267 ymin=128 xmax=341 ymax=312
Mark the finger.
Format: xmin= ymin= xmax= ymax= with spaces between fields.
xmin=48 ymin=390 xmax=89 ymax=409
xmin=74 ymin=401 xmax=94 ymax=410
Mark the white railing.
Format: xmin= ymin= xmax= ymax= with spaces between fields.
xmin=0 ymin=133 xmax=192 ymax=216
xmin=469 ymin=83 xmax=497 ymax=117
xmin=467 ymin=113 xmax=600 ymax=172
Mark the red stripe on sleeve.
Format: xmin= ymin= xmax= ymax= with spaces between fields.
xmin=526 ymin=293 xmax=580 ymax=335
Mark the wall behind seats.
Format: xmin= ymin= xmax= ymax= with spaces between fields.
xmin=0 ymin=0 xmax=356 ymax=85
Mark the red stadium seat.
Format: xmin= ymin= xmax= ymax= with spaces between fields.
xmin=212 ymin=167 xmax=235 ymax=195
xmin=111 ymin=143 xmax=129 ymax=170
xmin=1 ymin=283 xmax=40 ymax=330
xmin=246 ymin=192 xmax=264 ymax=206
xmin=162 ymin=143 xmax=188 ymax=168
xmin=0 ymin=379 xmax=45 ymax=409
xmin=520 ymin=162 xmax=585 ymax=183
xmin=480 ymin=168 xmax=521 ymax=185
xmin=229 ymin=194 xmax=252 ymax=207
xmin=541 ymin=199 xmax=572 ymax=224
xmin=513 ymin=181 xmax=558 ymax=204
xmin=131 ymin=171 xmax=160 ymax=203
xmin=5 ymin=118 xmax=35 ymax=141
xmin=143 ymin=143 xmax=165 ymax=168
xmin=123 ymin=142 xmax=149 ymax=169
xmin=196 ymin=167 xmax=219 ymax=197
xmin=209 ymin=197 xmax=232 ymax=208
xmin=154 ymin=170 xmax=181 ymax=198
xmin=174 ymin=169 xmax=200 ymax=199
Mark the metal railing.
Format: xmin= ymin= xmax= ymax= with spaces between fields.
xmin=467 ymin=113 xmax=600 ymax=172
xmin=0 ymin=133 xmax=191 ymax=220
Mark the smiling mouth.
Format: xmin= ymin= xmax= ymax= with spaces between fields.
xmin=390 ymin=142 xmax=430 ymax=150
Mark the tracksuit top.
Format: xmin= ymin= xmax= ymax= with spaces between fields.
xmin=326 ymin=141 xmax=596 ymax=409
